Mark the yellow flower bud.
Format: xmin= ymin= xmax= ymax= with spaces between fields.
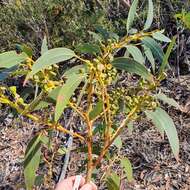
xmin=106 ymin=64 xmax=112 ymax=70
xmin=9 ymin=86 xmax=17 ymax=96
xmin=97 ymin=63 xmax=105 ymax=72
xmin=0 ymin=97 xmax=10 ymax=104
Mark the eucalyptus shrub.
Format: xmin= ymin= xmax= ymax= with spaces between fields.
xmin=0 ymin=0 xmax=180 ymax=189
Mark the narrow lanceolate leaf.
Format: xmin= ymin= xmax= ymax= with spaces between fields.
xmin=41 ymin=36 xmax=48 ymax=55
xmin=144 ymin=0 xmax=154 ymax=30
xmin=159 ymin=37 xmax=176 ymax=74
xmin=155 ymin=93 xmax=179 ymax=109
xmin=63 ymin=65 xmax=87 ymax=78
xmin=112 ymin=57 xmax=153 ymax=81
xmin=145 ymin=107 xmax=179 ymax=160
xmin=54 ymin=74 xmax=84 ymax=122
xmin=33 ymin=101 xmax=50 ymax=111
xmin=88 ymin=31 xmax=102 ymax=42
xmin=0 ymin=66 xmax=17 ymax=81
xmin=49 ymin=70 xmax=87 ymax=103
xmin=142 ymin=37 xmax=164 ymax=63
xmin=25 ymin=93 xmax=51 ymax=112
xmin=22 ymin=45 xmax=33 ymax=57
xmin=152 ymin=31 xmax=171 ymax=43
xmin=48 ymin=86 xmax=62 ymax=102
xmin=89 ymin=100 xmax=103 ymax=120
xmin=121 ymin=158 xmax=133 ymax=182
xmin=76 ymin=43 xmax=101 ymax=55
xmin=143 ymin=45 xmax=155 ymax=73
xmin=126 ymin=45 xmax=145 ymax=64
xmin=106 ymin=172 xmax=120 ymax=190
xmin=25 ymin=48 xmax=75 ymax=81
xmin=24 ymin=134 xmax=42 ymax=190
xmin=0 ymin=51 xmax=28 ymax=68
xmin=127 ymin=0 xmax=139 ymax=33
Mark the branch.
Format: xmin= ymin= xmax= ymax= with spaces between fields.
xmin=93 ymin=106 xmax=138 ymax=168
xmin=55 ymin=124 xmax=85 ymax=141
xmin=69 ymin=102 xmax=86 ymax=120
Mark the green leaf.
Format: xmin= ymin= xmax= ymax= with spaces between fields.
xmin=89 ymin=100 xmax=103 ymax=120
xmin=48 ymin=86 xmax=62 ymax=102
xmin=25 ymin=48 xmax=75 ymax=81
xmin=145 ymin=107 xmax=179 ymax=160
xmin=112 ymin=57 xmax=153 ymax=81
xmin=41 ymin=36 xmax=48 ymax=55
xmin=159 ymin=36 xmax=176 ymax=74
xmin=93 ymin=123 xmax=106 ymax=136
xmin=63 ymin=65 xmax=87 ymax=78
xmin=33 ymin=101 xmax=51 ymax=111
xmin=144 ymin=0 xmax=154 ymax=30
xmin=24 ymin=134 xmax=41 ymax=159
xmin=40 ymin=135 xmax=50 ymax=146
xmin=152 ymin=31 xmax=171 ymax=42
xmin=127 ymin=0 xmax=139 ymax=34
xmin=48 ymin=73 xmax=86 ymax=104
xmin=88 ymin=31 xmax=102 ymax=42
xmin=57 ymin=147 xmax=67 ymax=155
xmin=54 ymin=74 xmax=84 ymax=122
xmin=128 ymin=28 xmax=138 ymax=34
xmin=22 ymin=45 xmax=33 ymax=57
xmin=174 ymin=13 xmax=183 ymax=19
xmin=155 ymin=93 xmax=179 ymax=109
xmin=0 ymin=66 xmax=17 ymax=81
xmin=183 ymin=12 xmax=190 ymax=28
xmin=142 ymin=37 xmax=164 ymax=63
xmin=121 ymin=158 xmax=133 ymax=182
xmin=143 ymin=45 xmax=155 ymax=73
xmin=0 ymin=51 xmax=28 ymax=68
xmin=40 ymin=131 xmax=53 ymax=150
xmin=113 ymin=136 xmax=122 ymax=149
xmin=95 ymin=25 xmax=110 ymax=41
xmin=23 ymin=92 xmax=47 ymax=113
xmin=126 ymin=45 xmax=145 ymax=64
xmin=48 ymin=77 xmax=86 ymax=106
xmin=24 ymin=134 xmax=42 ymax=190
xmin=76 ymin=43 xmax=101 ymax=55
xmin=106 ymin=172 xmax=120 ymax=190
xmin=15 ymin=44 xmax=33 ymax=57
xmin=35 ymin=175 xmax=44 ymax=187
xmin=176 ymin=12 xmax=190 ymax=29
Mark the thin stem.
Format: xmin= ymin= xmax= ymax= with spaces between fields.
xmin=55 ymin=124 xmax=85 ymax=141
xmin=91 ymin=107 xmax=108 ymax=122
xmin=22 ymin=91 xmax=46 ymax=115
xmin=86 ymin=73 xmax=94 ymax=114
xmin=8 ymin=101 xmax=40 ymax=121
xmin=69 ymin=102 xmax=86 ymax=120
xmin=112 ymin=29 xmax=160 ymax=50
xmin=85 ymin=114 xmax=93 ymax=182
xmin=85 ymin=73 xmax=94 ymax=182
xmin=95 ymin=70 xmax=108 ymax=126
xmin=93 ymin=106 xmax=138 ymax=168
xmin=100 ymin=153 xmax=120 ymax=182
xmin=104 ymin=88 xmax=111 ymax=146
xmin=75 ymin=55 xmax=92 ymax=66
